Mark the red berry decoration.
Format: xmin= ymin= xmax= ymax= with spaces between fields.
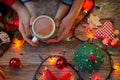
xmin=9 ymin=57 xmax=21 ymax=69
xmin=56 ymin=58 xmax=67 ymax=69
xmin=89 ymin=54 xmax=96 ymax=62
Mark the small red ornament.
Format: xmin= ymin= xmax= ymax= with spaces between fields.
xmin=56 ymin=58 xmax=67 ymax=69
xmin=102 ymin=38 xmax=111 ymax=45
xmin=111 ymin=38 xmax=119 ymax=47
xmin=89 ymin=54 xmax=96 ymax=62
xmin=9 ymin=57 xmax=21 ymax=69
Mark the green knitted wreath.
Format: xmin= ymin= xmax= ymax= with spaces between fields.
xmin=73 ymin=42 xmax=104 ymax=73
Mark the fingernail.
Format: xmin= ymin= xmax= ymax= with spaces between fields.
xmin=26 ymin=34 xmax=33 ymax=39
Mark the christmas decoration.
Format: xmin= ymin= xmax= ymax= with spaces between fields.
xmin=33 ymin=55 xmax=83 ymax=80
xmin=12 ymin=38 xmax=24 ymax=48
xmin=87 ymin=14 xmax=102 ymax=28
xmin=99 ymin=6 xmax=103 ymax=11
xmin=9 ymin=57 xmax=22 ymax=69
xmin=73 ymin=42 xmax=104 ymax=73
xmin=0 ymin=27 xmax=12 ymax=57
xmin=114 ymin=63 xmax=120 ymax=74
xmin=110 ymin=38 xmax=119 ymax=47
xmin=56 ymin=58 xmax=67 ymax=69
xmin=5 ymin=19 xmax=18 ymax=31
xmin=73 ymin=12 xmax=120 ymax=79
xmin=39 ymin=68 xmax=72 ymax=80
xmin=0 ymin=31 xmax=10 ymax=44
xmin=0 ymin=2 xmax=19 ymax=57
xmin=94 ymin=20 xmax=120 ymax=48
xmin=91 ymin=73 xmax=101 ymax=80
xmin=75 ymin=0 xmax=94 ymax=25
xmin=95 ymin=21 xmax=114 ymax=40
xmin=89 ymin=54 xmax=96 ymax=62
xmin=102 ymin=38 xmax=111 ymax=45
xmin=49 ymin=57 xmax=57 ymax=63
xmin=114 ymin=29 xmax=119 ymax=36
xmin=66 ymin=38 xmax=71 ymax=42
xmin=74 ymin=14 xmax=101 ymax=42
xmin=85 ymin=27 xmax=95 ymax=42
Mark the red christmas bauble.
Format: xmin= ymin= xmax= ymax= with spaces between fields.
xmin=9 ymin=57 xmax=21 ymax=69
xmin=56 ymin=58 xmax=67 ymax=69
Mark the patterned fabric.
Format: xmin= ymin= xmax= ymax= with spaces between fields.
xmin=95 ymin=21 xmax=114 ymax=40
xmin=0 ymin=31 xmax=10 ymax=44
xmin=61 ymin=0 xmax=73 ymax=6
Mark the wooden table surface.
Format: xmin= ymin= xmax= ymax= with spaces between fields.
xmin=0 ymin=0 xmax=120 ymax=80
xmin=0 ymin=38 xmax=120 ymax=80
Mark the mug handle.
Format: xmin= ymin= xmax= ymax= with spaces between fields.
xmin=32 ymin=36 xmax=38 ymax=43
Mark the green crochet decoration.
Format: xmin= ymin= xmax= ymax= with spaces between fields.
xmin=73 ymin=42 xmax=104 ymax=73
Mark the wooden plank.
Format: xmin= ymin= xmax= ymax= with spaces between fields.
xmin=0 ymin=0 xmax=120 ymax=80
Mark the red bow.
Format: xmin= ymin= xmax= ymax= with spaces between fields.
xmin=39 ymin=68 xmax=71 ymax=80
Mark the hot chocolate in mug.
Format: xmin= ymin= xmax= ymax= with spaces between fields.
xmin=32 ymin=15 xmax=56 ymax=43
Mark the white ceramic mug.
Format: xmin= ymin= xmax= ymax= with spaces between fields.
xmin=32 ymin=15 xmax=56 ymax=43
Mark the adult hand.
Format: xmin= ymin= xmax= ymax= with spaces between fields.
xmin=24 ymin=1 xmax=36 ymax=25
xmin=12 ymin=0 xmax=37 ymax=46
xmin=47 ymin=16 xmax=74 ymax=43
xmin=46 ymin=0 xmax=85 ymax=43
xmin=18 ymin=8 xmax=37 ymax=46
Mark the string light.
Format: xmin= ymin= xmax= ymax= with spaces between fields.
xmin=92 ymin=73 xmax=101 ymax=80
xmin=33 ymin=55 xmax=83 ymax=80
xmin=13 ymin=38 xmax=24 ymax=48
xmin=85 ymin=27 xmax=94 ymax=42
xmin=114 ymin=65 xmax=119 ymax=71
xmin=49 ymin=57 xmax=56 ymax=63
xmin=114 ymin=64 xmax=120 ymax=74
xmin=94 ymin=76 xmax=99 ymax=80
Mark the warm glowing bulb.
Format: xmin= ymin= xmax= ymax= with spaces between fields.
xmin=95 ymin=76 xmax=99 ymax=80
xmin=42 ymin=72 xmax=45 ymax=77
xmin=84 ymin=10 xmax=88 ymax=13
xmin=114 ymin=65 xmax=119 ymax=71
xmin=85 ymin=27 xmax=94 ymax=39
xmin=16 ymin=42 xmax=20 ymax=48
xmin=49 ymin=57 xmax=56 ymax=63
xmin=89 ymin=34 xmax=94 ymax=39
xmin=114 ymin=64 xmax=120 ymax=74
xmin=92 ymin=73 xmax=101 ymax=80
xmin=13 ymin=38 xmax=24 ymax=48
